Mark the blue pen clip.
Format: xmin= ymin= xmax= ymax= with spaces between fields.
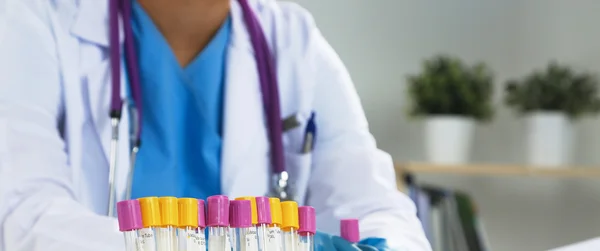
xmin=301 ymin=112 xmax=317 ymax=154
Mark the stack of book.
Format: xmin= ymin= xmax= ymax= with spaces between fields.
xmin=405 ymin=175 xmax=491 ymax=251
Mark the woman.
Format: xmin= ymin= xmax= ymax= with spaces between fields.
xmin=0 ymin=0 xmax=431 ymax=250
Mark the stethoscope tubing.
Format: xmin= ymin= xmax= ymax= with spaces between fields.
xmin=106 ymin=0 xmax=291 ymax=217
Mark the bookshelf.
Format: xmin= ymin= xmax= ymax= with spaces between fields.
xmin=395 ymin=162 xmax=600 ymax=189
xmin=395 ymin=162 xmax=600 ymax=179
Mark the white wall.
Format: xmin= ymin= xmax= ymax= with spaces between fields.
xmin=287 ymin=0 xmax=600 ymax=250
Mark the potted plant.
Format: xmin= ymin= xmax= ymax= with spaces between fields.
xmin=505 ymin=61 xmax=600 ymax=167
xmin=407 ymin=55 xmax=494 ymax=164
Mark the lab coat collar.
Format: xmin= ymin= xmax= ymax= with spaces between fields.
xmin=71 ymin=0 xmax=124 ymax=46
xmin=70 ymin=0 xmax=253 ymax=51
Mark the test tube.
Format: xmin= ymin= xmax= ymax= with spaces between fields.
xmin=117 ymin=200 xmax=143 ymax=251
xmin=267 ymin=198 xmax=283 ymax=251
xmin=254 ymin=197 xmax=272 ymax=251
xmin=235 ymin=197 xmax=258 ymax=249
xmin=340 ymin=219 xmax=360 ymax=244
xmin=297 ymin=207 xmax=316 ymax=251
xmin=207 ymin=195 xmax=230 ymax=251
xmin=230 ymin=200 xmax=259 ymax=251
xmin=139 ymin=197 xmax=161 ymax=251
xmin=178 ymin=198 xmax=205 ymax=251
xmin=196 ymin=200 xmax=207 ymax=250
xmin=158 ymin=197 xmax=179 ymax=251
xmin=281 ymin=201 xmax=299 ymax=251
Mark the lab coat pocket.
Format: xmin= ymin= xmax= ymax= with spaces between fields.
xmin=285 ymin=151 xmax=312 ymax=205
xmin=282 ymin=111 xmax=316 ymax=154
xmin=282 ymin=111 xmax=315 ymax=204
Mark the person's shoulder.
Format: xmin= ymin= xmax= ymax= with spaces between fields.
xmin=251 ymin=0 xmax=319 ymax=51
xmin=0 ymin=0 xmax=56 ymax=45
xmin=264 ymin=0 xmax=316 ymax=27
xmin=1 ymin=0 xmax=78 ymax=30
xmin=0 ymin=0 xmax=6 ymax=41
xmin=3 ymin=0 xmax=75 ymax=16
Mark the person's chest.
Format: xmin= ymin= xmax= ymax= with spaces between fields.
xmin=60 ymin=26 xmax=315 ymax=214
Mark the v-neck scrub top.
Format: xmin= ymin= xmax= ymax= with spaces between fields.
xmin=129 ymin=1 xmax=232 ymax=200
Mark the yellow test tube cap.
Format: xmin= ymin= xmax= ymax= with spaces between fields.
xmin=269 ymin=198 xmax=282 ymax=226
xmin=159 ymin=197 xmax=179 ymax=227
xmin=138 ymin=197 xmax=161 ymax=227
xmin=281 ymin=201 xmax=299 ymax=231
xmin=178 ymin=198 xmax=198 ymax=228
xmin=235 ymin=197 xmax=257 ymax=225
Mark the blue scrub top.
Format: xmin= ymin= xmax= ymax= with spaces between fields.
xmin=129 ymin=1 xmax=231 ymax=200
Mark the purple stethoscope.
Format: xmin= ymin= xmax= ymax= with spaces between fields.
xmin=106 ymin=0 xmax=289 ymax=217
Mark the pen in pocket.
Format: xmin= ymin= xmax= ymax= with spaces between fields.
xmin=301 ymin=112 xmax=316 ymax=154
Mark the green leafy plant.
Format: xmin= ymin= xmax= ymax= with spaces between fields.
xmin=504 ymin=61 xmax=600 ymax=119
xmin=407 ymin=55 xmax=494 ymax=122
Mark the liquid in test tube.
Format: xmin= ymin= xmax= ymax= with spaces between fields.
xmin=281 ymin=201 xmax=299 ymax=251
xmin=158 ymin=197 xmax=179 ymax=251
xmin=297 ymin=207 xmax=316 ymax=251
xmin=267 ymin=198 xmax=283 ymax=251
xmin=117 ymin=200 xmax=143 ymax=251
xmin=207 ymin=195 xmax=230 ymax=251
xmin=230 ymin=200 xmax=259 ymax=251
xmin=139 ymin=197 xmax=162 ymax=251
xmin=340 ymin=219 xmax=360 ymax=244
xmin=254 ymin=197 xmax=272 ymax=251
xmin=178 ymin=198 xmax=205 ymax=251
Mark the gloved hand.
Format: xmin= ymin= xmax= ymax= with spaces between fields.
xmin=358 ymin=237 xmax=391 ymax=251
xmin=314 ymin=231 xmax=390 ymax=251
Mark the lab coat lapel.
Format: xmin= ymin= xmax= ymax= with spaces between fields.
xmin=71 ymin=1 xmax=131 ymax=202
xmin=72 ymin=0 xmax=126 ymax=159
xmin=221 ymin=1 xmax=270 ymax=196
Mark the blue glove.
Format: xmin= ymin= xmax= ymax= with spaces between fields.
xmin=314 ymin=231 xmax=390 ymax=251
xmin=358 ymin=238 xmax=391 ymax=251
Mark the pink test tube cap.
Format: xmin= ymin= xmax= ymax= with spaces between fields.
xmin=340 ymin=219 xmax=360 ymax=243
xmin=207 ymin=195 xmax=230 ymax=227
xmin=230 ymin=200 xmax=252 ymax=228
xmin=298 ymin=206 xmax=316 ymax=234
xmin=198 ymin=199 xmax=206 ymax=228
xmin=255 ymin=196 xmax=272 ymax=225
xmin=116 ymin=200 xmax=143 ymax=232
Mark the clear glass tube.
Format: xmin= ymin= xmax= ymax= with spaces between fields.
xmin=178 ymin=227 xmax=206 ymax=251
xmin=232 ymin=227 xmax=259 ymax=251
xmin=298 ymin=233 xmax=314 ymax=251
xmin=208 ymin=226 xmax=229 ymax=251
xmin=139 ymin=227 xmax=157 ymax=251
xmin=178 ymin=228 xmax=186 ymax=251
xmin=283 ymin=228 xmax=298 ymax=251
xmin=156 ymin=226 xmax=177 ymax=251
xmin=265 ymin=225 xmax=283 ymax=251
xmin=256 ymin=224 xmax=268 ymax=251
xmin=124 ymin=230 xmax=140 ymax=251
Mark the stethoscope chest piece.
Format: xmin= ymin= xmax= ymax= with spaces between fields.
xmin=270 ymin=171 xmax=295 ymax=202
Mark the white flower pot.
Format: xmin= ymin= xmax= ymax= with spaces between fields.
xmin=424 ymin=116 xmax=475 ymax=164
xmin=526 ymin=112 xmax=573 ymax=168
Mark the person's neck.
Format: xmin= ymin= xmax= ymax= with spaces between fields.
xmin=137 ymin=0 xmax=230 ymax=67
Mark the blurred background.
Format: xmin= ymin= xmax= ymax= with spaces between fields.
xmin=288 ymin=0 xmax=600 ymax=250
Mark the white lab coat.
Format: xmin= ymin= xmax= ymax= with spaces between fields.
xmin=0 ymin=0 xmax=431 ymax=250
